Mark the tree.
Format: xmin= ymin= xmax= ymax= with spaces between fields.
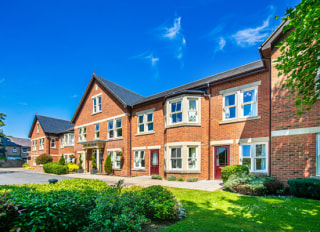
xmin=92 ymin=154 xmax=97 ymax=170
xmin=0 ymin=113 xmax=6 ymax=137
xmin=59 ymin=155 xmax=66 ymax=165
xmin=275 ymin=0 xmax=319 ymax=114
xmin=104 ymin=154 xmax=112 ymax=174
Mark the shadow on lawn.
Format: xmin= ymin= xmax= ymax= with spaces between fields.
xmin=166 ymin=192 xmax=320 ymax=232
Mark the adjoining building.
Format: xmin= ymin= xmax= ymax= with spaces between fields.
xmin=28 ymin=22 xmax=320 ymax=182
xmin=2 ymin=137 xmax=31 ymax=161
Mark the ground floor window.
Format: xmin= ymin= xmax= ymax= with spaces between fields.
xmin=134 ymin=150 xmax=145 ymax=168
xmin=63 ymin=154 xmax=75 ymax=163
xmin=107 ymin=150 xmax=122 ymax=169
xmin=240 ymin=142 xmax=267 ymax=172
xmin=33 ymin=156 xmax=37 ymax=166
xmin=171 ymin=147 xmax=182 ymax=169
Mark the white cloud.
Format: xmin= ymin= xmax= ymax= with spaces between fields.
xmin=232 ymin=18 xmax=270 ymax=47
xmin=0 ymin=78 xmax=5 ymax=84
xmin=161 ymin=16 xmax=186 ymax=60
xmin=218 ymin=37 xmax=226 ymax=50
xmin=144 ymin=54 xmax=159 ymax=67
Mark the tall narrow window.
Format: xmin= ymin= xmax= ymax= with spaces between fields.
xmin=116 ymin=119 xmax=122 ymax=137
xmin=95 ymin=124 xmax=100 ymax=139
xmin=109 ymin=151 xmax=114 ymax=168
xmin=13 ymin=147 xmax=17 ymax=153
xmin=36 ymin=123 xmax=39 ymax=134
xmin=93 ymin=95 xmax=102 ymax=113
xmin=70 ymin=134 xmax=74 ymax=145
xmin=242 ymin=89 xmax=257 ymax=117
xmin=115 ymin=153 xmax=121 ymax=168
xmin=32 ymin=140 xmax=37 ymax=151
xmin=171 ymin=101 xmax=182 ymax=124
xmin=51 ymin=138 xmax=56 ymax=148
xmin=188 ymin=147 xmax=197 ymax=169
xmin=39 ymin=138 xmax=44 ymax=150
xmin=60 ymin=136 xmax=64 ymax=148
xmin=171 ymin=147 xmax=182 ymax=169
xmin=134 ymin=150 xmax=145 ymax=168
xmin=316 ymin=134 xmax=320 ymax=176
xmin=79 ymin=127 xmax=86 ymax=141
xmin=108 ymin=120 xmax=114 ymax=138
xmin=188 ymin=99 xmax=198 ymax=122
xmin=223 ymin=93 xmax=236 ymax=119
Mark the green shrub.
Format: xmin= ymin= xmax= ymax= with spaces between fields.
xmin=104 ymin=154 xmax=112 ymax=174
xmin=167 ymin=175 xmax=177 ymax=181
xmin=223 ymin=171 xmax=273 ymax=196
xmin=186 ymin=177 xmax=198 ymax=182
xmin=86 ymin=189 xmax=148 ymax=231
xmin=35 ymin=154 xmax=53 ymax=165
xmin=67 ymin=163 xmax=79 ymax=172
xmin=43 ymin=162 xmax=68 ymax=175
xmin=92 ymin=154 xmax=97 ymax=170
xmin=264 ymin=179 xmax=285 ymax=195
xmin=58 ymin=155 xmax=65 ymax=165
xmin=158 ymin=176 xmax=163 ymax=180
xmin=0 ymin=156 xmax=7 ymax=160
xmin=78 ymin=155 xmax=83 ymax=169
xmin=288 ymin=178 xmax=320 ymax=199
xmin=178 ymin=177 xmax=184 ymax=182
xmin=139 ymin=185 xmax=178 ymax=221
xmin=151 ymin=174 xmax=162 ymax=180
xmin=221 ymin=165 xmax=249 ymax=183
xmin=22 ymin=163 xmax=29 ymax=168
xmin=0 ymin=179 xmax=110 ymax=232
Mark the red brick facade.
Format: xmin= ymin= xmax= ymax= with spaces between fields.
xmin=29 ymin=24 xmax=319 ymax=182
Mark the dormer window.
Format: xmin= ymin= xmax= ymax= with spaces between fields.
xmin=92 ymin=94 xmax=102 ymax=114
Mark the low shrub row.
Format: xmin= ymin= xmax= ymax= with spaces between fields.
xmin=288 ymin=178 xmax=320 ymax=200
xmin=0 ymin=179 xmax=185 ymax=232
xmin=35 ymin=154 xmax=52 ymax=165
xmin=221 ymin=165 xmax=249 ymax=183
xmin=43 ymin=162 xmax=68 ymax=175
xmin=151 ymin=174 xmax=162 ymax=180
xmin=167 ymin=175 xmax=198 ymax=182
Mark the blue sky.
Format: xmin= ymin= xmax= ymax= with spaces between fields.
xmin=0 ymin=0 xmax=301 ymax=138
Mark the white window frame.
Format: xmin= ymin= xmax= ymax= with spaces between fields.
xmin=13 ymin=147 xmax=17 ymax=153
xmin=78 ymin=127 xmax=87 ymax=142
xmin=51 ymin=138 xmax=56 ymax=148
xmin=95 ymin=124 xmax=100 ymax=139
xmin=92 ymin=94 xmax=102 ymax=114
xmin=63 ymin=153 xmax=75 ymax=163
xmin=36 ymin=122 xmax=39 ymax=134
xmin=223 ymin=87 xmax=258 ymax=121
xmin=170 ymin=147 xmax=182 ymax=170
xmin=137 ymin=112 xmax=154 ymax=134
xmin=187 ymin=146 xmax=198 ymax=170
xmin=134 ymin=150 xmax=145 ymax=169
xmin=223 ymin=92 xmax=237 ymax=120
xmin=62 ymin=134 xmax=74 ymax=147
xmin=33 ymin=156 xmax=37 ymax=166
xmin=108 ymin=118 xmax=123 ymax=139
xmin=165 ymin=95 xmax=201 ymax=127
xmin=115 ymin=153 xmax=121 ymax=169
xmin=239 ymin=142 xmax=268 ymax=173
xmin=39 ymin=138 xmax=44 ymax=150
xmin=32 ymin=140 xmax=37 ymax=151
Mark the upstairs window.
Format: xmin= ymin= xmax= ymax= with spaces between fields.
xmin=51 ymin=138 xmax=56 ymax=148
xmin=92 ymin=95 xmax=101 ymax=113
xmin=39 ymin=138 xmax=44 ymax=150
xmin=171 ymin=101 xmax=182 ymax=124
xmin=222 ymin=86 xmax=258 ymax=121
xmin=95 ymin=124 xmax=100 ymax=139
xmin=13 ymin=147 xmax=17 ymax=153
xmin=62 ymin=134 xmax=74 ymax=147
xmin=60 ymin=136 xmax=64 ymax=148
xmin=22 ymin=148 xmax=28 ymax=153
xmin=32 ymin=140 xmax=37 ymax=151
xmin=137 ymin=112 xmax=153 ymax=133
xmin=36 ymin=122 xmax=39 ymax=134
xmin=79 ymin=127 xmax=87 ymax=142
xmin=108 ymin=118 xmax=122 ymax=139
xmin=165 ymin=95 xmax=201 ymax=127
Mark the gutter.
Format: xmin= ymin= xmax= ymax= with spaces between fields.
xmin=205 ymin=83 xmax=211 ymax=180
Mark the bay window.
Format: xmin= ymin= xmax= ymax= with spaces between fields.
xmin=171 ymin=147 xmax=182 ymax=169
xmin=188 ymin=147 xmax=197 ymax=169
xmin=240 ymin=143 xmax=267 ymax=172
xmin=61 ymin=134 xmax=75 ymax=147
xmin=171 ymin=101 xmax=182 ymax=124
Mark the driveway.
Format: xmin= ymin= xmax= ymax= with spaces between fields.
xmin=0 ymin=168 xmax=223 ymax=191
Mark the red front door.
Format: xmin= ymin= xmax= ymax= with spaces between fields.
xmin=214 ymin=146 xmax=230 ymax=179
xmin=150 ymin=150 xmax=159 ymax=175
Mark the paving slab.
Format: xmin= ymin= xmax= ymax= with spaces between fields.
xmin=0 ymin=168 xmax=223 ymax=191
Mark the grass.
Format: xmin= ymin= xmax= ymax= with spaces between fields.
xmin=163 ymin=188 xmax=320 ymax=232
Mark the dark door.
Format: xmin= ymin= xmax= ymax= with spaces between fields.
xmin=214 ymin=146 xmax=230 ymax=179
xmin=150 ymin=150 xmax=159 ymax=175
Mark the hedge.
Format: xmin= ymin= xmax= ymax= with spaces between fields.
xmin=221 ymin=165 xmax=249 ymax=182
xmin=43 ymin=162 xmax=68 ymax=175
xmin=288 ymin=178 xmax=320 ymax=199
xmin=35 ymin=154 xmax=52 ymax=165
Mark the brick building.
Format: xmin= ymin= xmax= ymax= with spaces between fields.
xmin=28 ymin=22 xmax=319 ymax=181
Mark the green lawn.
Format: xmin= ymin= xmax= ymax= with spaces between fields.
xmin=163 ymin=188 xmax=320 ymax=232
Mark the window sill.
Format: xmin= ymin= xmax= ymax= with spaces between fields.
xmin=107 ymin=137 xmax=124 ymax=142
xmin=135 ymin=131 xmax=155 ymax=136
xmin=131 ymin=168 xmax=146 ymax=171
xmin=166 ymin=122 xmax=201 ymax=129
xmin=113 ymin=168 xmax=121 ymax=171
xmin=50 ymin=147 xmax=57 ymax=149
xmin=165 ymin=170 xmax=201 ymax=174
xmin=219 ymin=116 xmax=261 ymax=125
xmin=91 ymin=111 xmax=102 ymax=116
xmin=39 ymin=149 xmax=44 ymax=151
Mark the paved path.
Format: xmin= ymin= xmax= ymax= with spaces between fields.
xmin=0 ymin=168 xmax=223 ymax=191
